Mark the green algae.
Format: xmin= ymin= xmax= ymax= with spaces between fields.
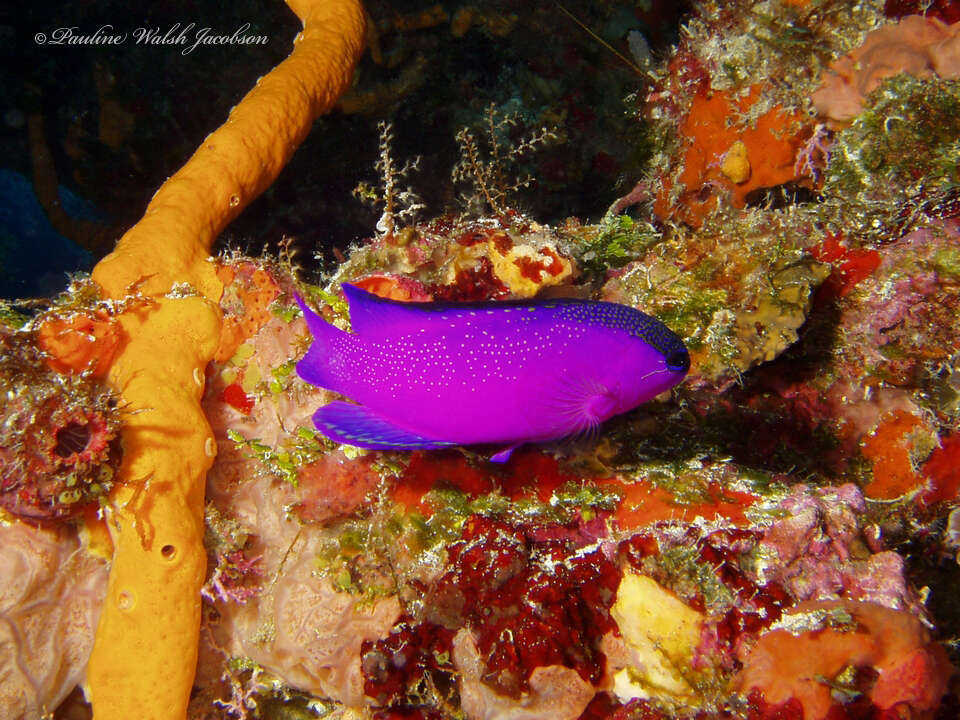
xmin=640 ymin=544 xmax=737 ymax=611
xmin=417 ymin=480 xmax=623 ymax=541
xmin=314 ymin=514 xmax=399 ymax=599
xmin=822 ymin=75 xmax=960 ymax=243
xmin=933 ymin=247 xmax=960 ymax=279
xmin=204 ymin=503 xmax=250 ymax=556
xmin=604 ymin=209 xmax=828 ymax=386
xmin=269 ymin=299 xmax=300 ymax=323
xmin=655 ymin=287 xmax=729 ymax=351
xmin=0 ymin=302 xmax=30 ymax=329
xmin=313 ymin=476 xmax=624 ymax=600
xmin=677 ymin=0 xmax=885 ymax=113
xmin=574 ymin=214 xmax=663 ymax=277
xmin=225 ymin=426 xmax=329 ymax=487
xmin=300 ymin=284 xmax=350 ymax=327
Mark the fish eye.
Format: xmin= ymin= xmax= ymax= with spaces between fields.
xmin=666 ymin=349 xmax=690 ymax=373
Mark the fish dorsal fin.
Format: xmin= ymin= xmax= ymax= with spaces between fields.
xmin=314 ymin=401 xmax=458 ymax=450
xmin=342 ymin=283 xmax=426 ymax=337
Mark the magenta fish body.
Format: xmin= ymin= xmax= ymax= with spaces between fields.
xmin=296 ymin=284 xmax=689 ymax=459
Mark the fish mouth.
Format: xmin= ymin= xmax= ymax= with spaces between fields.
xmin=665 ymin=349 xmax=691 ymax=373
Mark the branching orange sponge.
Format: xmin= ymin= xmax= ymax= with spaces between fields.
xmin=85 ymin=2 xmax=365 ymax=719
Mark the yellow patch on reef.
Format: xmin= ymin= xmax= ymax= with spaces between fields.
xmin=487 ymin=240 xmax=573 ymax=298
xmin=241 ymin=359 xmax=263 ymax=393
xmin=610 ymin=570 xmax=705 ymax=700
xmin=720 ymin=140 xmax=751 ymax=184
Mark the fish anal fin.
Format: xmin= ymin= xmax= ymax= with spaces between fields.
xmin=314 ymin=401 xmax=457 ymax=451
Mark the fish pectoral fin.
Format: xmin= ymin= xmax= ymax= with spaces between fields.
xmin=551 ymin=376 xmax=619 ymax=434
xmin=583 ymin=389 xmax=618 ymax=420
xmin=313 ymin=401 xmax=457 ymax=451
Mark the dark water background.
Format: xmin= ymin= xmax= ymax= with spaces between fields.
xmin=2 ymin=0 xmax=689 ymax=299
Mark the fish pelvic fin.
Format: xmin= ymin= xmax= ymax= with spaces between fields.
xmin=314 ymin=401 xmax=459 ymax=451
xmin=490 ymin=445 xmax=520 ymax=463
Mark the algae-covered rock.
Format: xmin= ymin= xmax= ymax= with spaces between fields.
xmin=602 ymin=210 xmax=829 ymax=388
xmin=821 ymin=75 xmax=960 ymax=242
xmin=831 ymin=221 xmax=960 ymax=418
xmin=328 ymin=216 xmax=578 ymax=302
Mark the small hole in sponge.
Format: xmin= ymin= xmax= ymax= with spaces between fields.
xmin=161 ymin=544 xmax=177 ymax=560
xmin=117 ymin=590 xmax=135 ymax=610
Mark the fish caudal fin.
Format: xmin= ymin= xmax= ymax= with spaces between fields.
xmin=314 ymin=401 xmax=458 ymax=451
xmin=295 ymin=294 xmax=356 ymax=395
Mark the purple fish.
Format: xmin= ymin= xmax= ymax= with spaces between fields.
xmin=296 ymin=284 xmax=689 ymax=461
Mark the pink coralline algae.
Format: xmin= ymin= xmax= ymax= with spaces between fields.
xmin=813 ymin=15 xmax=960 ymax=124
xmin=201 ymin=549 xmax=263 ymax=606
xmin=752 ymin=484 xmax=925 ymax=615
xmin=833 ymin=221 xmax=960 ymax=388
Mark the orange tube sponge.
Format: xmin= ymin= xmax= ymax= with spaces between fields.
xmin=92 ymin=0 xmax=365 ymax=300
xmin=84 ymin=2 xmax=365 ymax=720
